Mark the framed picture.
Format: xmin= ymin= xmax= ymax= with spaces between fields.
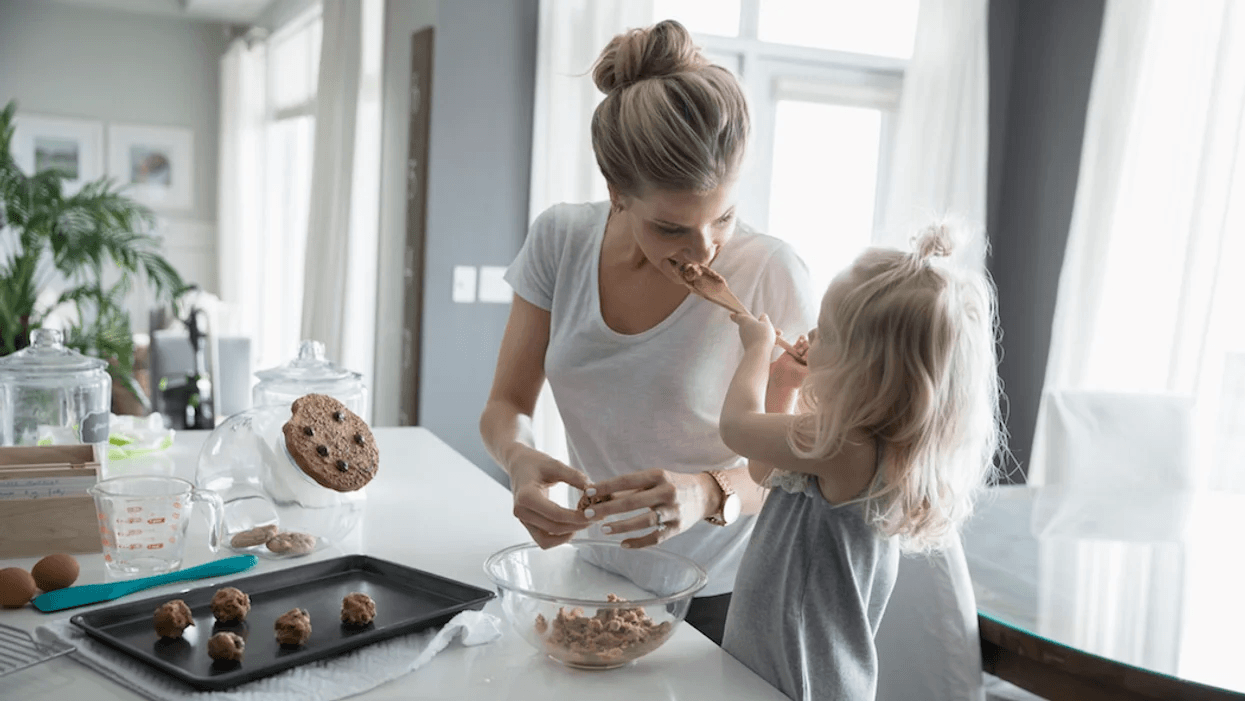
xmin=10 ymin=114 xmax=105 ymax=194
xmin=107 ymin=123 xmax=194 ymax=212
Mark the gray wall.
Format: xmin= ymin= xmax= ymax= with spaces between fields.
xmin=417 ymin=0 xmax=538 ymax=484
xmin=987 ymin=0 xmax=1106 ymax=479
xmin=0 ymin=0 xmax=228 ymax=224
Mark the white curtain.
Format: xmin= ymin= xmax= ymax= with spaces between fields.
xmin=217 ymin=35 xmax=274 ymax=395
xmin=301 ymin=0 xmax=384 ymax=419
xmin=218 ymin=14 xmax=318 ymax=394
xmin=1025 ymin=0 xmax=1245 ymax=684
xmin=1029 ymin=0 xmax=1245 ymax=488
xmin=870 ymin=5 xmax=991 ymax=701
xmin=876 ymin=0 xmax=989 ymax=251
xmin=527 ymin=0 xmax=654 ymax=464
xmin=217 ymin=36 xmax=267 ymax=331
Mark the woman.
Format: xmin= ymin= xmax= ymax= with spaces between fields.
xmin=480 ymin=19 xmax=816 ymax=646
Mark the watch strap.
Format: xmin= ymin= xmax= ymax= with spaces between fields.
xmin=705 ymin=470 xmax=735 ymax=526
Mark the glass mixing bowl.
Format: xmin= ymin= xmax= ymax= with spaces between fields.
xmin=195 ymin=404 xmax=366 ymax=556
xmin=483 ymin=540 xmax=707 ymax=670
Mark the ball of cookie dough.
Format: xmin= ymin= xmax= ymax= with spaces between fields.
xmin=210 ymin=587 xmax=251 ymax=623
xmin=230 ymin=524 xmax=279 ymax=549
xmin=154 ymin=599 xmax=195 ymax=638
xmin=275 ymin=608 xmax=312 ymax=646
xmin=340 ymin=592 xmax=376 ymax=626
xmin=576 ymin=491 xmax=611 ymax=513
xmin=207 ymin=631 xmax=246 ymax=663
xmin=265 ymin=531 xmax=317 ymax=555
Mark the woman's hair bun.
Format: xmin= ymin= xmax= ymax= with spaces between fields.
xmin=592 ymin=19 xmax=707 ymax=94
xmin=914 ymin=223 xmax=954 ymax=261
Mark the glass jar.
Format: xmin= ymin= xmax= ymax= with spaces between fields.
xmin=0 ymin=328 xmax=112 ymax=450
xmin=252 ymin=340 xmax=368 ymax=421
xmin=195 ymin=404 xmax=366 ymax=555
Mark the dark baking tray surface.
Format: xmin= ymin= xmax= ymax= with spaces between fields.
xmin=70 ymin=554 xmax=495 ymax=691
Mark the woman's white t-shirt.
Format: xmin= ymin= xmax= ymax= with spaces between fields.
xmin=505 ymin=201 xmax=818 ymax=595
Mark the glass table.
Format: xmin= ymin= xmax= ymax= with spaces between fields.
xmin=963 ymin=485 xmax=1245 ymax=700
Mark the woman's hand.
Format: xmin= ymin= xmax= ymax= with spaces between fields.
xmin=731 ymin=312 xmax=776 ymax=351
xmin=508 ymin=445 xmax=592 ymax=549
xmin=586 ymin=469 xmax=717 ymax=549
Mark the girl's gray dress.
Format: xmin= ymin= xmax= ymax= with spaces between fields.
xmin=722 ymin=471 xmax=900 ymax=700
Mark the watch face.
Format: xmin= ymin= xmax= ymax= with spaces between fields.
xmin=722 ymin=492 xmax=742 ymax=525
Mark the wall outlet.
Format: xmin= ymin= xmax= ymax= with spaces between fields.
xmin=477 ymin=266 xmax=513 ymax=303
xmin=452 ymin=265 xmax=477 ymax=303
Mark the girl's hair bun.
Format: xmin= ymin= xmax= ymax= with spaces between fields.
xmin=592 ymin=19 xmax=707 ymax=94
xmin=914 ymin=223 xmax=954 ymax=262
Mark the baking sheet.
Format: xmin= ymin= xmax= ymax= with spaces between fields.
xmin=70 ymin=554 xmax=494 ymax=691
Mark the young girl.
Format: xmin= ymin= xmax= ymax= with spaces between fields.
xmin=718 ymin=224 xmax=1003 ymax=700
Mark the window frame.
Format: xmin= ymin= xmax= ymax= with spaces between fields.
xmin=266 ymin=4 xmax=322 ymax=123
xmin=683 ymin=0 xmax=910 ymax=234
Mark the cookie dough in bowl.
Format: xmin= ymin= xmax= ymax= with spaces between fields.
xmin=484 ymin=540 xmax=707 ymax=669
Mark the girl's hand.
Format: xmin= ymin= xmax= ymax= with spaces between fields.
xmin=769 ymin=333 xmax=810 ymax=398
xmin=508 ymin=446 xmax=592 ymax=549
xmin=731 ymin=312 xmax=776 ymax=351
xmin=586 ymin=469 xmax=715 ymax=549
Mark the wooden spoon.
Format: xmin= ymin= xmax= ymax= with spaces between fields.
xmin=673 ymin=261 xmax=806 ymax=364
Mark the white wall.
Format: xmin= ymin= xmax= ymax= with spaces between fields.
xmin=0 ymin=0 xmax=229 ymax=326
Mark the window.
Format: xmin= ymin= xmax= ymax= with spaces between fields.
xmin=254 ymin=8 xmax=321 ymax=373
xmin=757 ymin=0 xmax=919 ymax=58
xmin=651 ymin=0 xmax=920 ymax=297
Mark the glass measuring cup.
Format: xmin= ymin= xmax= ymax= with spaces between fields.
xmin=90 ymin=476 xmax=225 ymax=577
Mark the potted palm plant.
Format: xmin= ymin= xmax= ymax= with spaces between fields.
xmin=0 ymin=100 xmax=186 ymax=411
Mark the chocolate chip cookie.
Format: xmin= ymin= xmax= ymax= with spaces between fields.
xmin=229 ymin=524 xmax=279 ymax=549
xmin=265 ymin=531 xmax=317 ymax=555
xmin=282 ymin=394 xmax=379 ymax=492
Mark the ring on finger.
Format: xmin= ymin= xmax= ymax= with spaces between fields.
xmin=651 ymin=508 xmax=666 ymax=530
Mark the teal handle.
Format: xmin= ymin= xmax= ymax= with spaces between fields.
xmin=33 ymin=554 xmax=259 ymax=613
xmin=116 ymin=555 xmax=259 ymax=596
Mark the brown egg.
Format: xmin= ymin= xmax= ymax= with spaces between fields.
xmin=32 ymin=553 xmax=80 ymax=592
xmin=0 ymin=568 xmax=37 ymax=608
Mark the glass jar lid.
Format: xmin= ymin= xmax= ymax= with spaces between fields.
xmin=0 ymin=328 xmax=108 ymax=377
xmin=254 ymin=340 xmax=362 ymax=390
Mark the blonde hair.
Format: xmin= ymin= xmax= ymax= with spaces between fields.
xmin=790 ymin=223 xmax=1004 ymax=553
xmin=590 ymin=20 xmax=749 ymax=196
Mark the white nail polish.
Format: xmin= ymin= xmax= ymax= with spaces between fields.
xmin=585 ymin=487 xmax=597 ymax=497
xmin=584 ymin=508 xmax=595 ymax=519
xmin=602 ymin=525 xmax=612 ymax=534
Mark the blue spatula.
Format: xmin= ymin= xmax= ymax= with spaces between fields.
xmin=32 ymin=555 xmax=259 ymax=613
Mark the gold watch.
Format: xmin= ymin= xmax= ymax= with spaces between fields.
xmin=705 ymin=470 xmax=741 ymax=526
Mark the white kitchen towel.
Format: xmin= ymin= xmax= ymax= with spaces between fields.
xmin=35 ymin=610 xmax=500 ymax=701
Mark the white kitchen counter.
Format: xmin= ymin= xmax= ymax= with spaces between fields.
xmin=0 ymin=427 xmax=787 ymax=700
